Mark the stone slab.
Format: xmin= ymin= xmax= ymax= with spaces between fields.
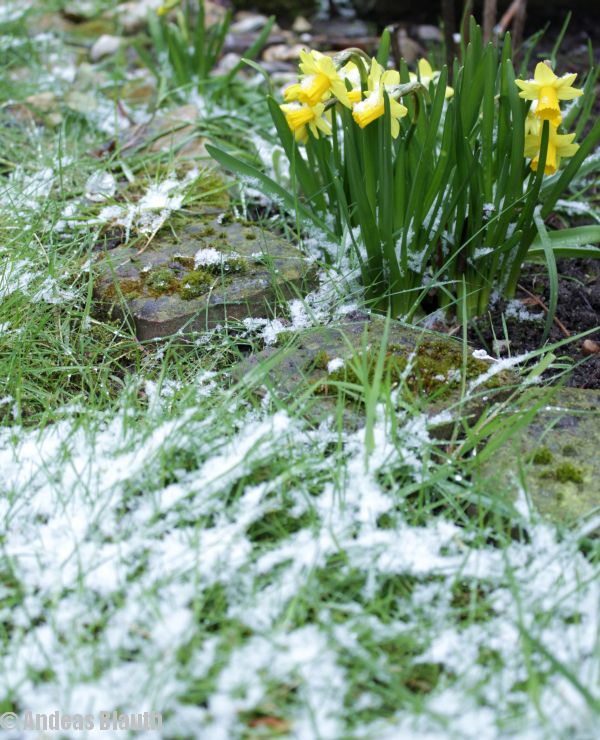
xmin=478 ymin=388 xmax=600 ymax=523
xmin=92 ymin=219 xmax=316 ymax=339
xmin=236 ymin=313 xmax=517 ymax=431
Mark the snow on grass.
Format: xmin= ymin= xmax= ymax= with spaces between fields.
xmin=0 ymin=166 xmax=55 ymax=213
xmin=0 ymin=0 xmax=32 ymax=23
xmin=92 ymin=170 xmax=199 ymax=239
xmin=0 ymin=377 xmax=599 ymax=738
xmin=0 ymin=256 xmax=78 ymax=305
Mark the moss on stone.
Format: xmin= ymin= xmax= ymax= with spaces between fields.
xmin=562 ymin=444 xmax=577 ymax=457
xmin=102 ymin=277 xmax=143 ymax=301
xmin=313 ymin=350 xmax=330 ymax=371
xmin=143 ymin=267 xmax=178 ymax=297
xmin=320 ymin=338 xmax=505 ymax=399
xmin=530 ymin=446 xmax=554 ymax=465
xmin=274 ymin=330 xmax=295 ymax=345
xmin=304 ymin=350 xmax=330 ymax=372
xmin=173 ymin=254 xmax=195 ymax=270
xmin=179 ymin=269 xmax=213 ymax=300
xmin=199 ymin=254 xmax=249 ymax=276
xmin=554 ymin=462 xmax=584 ymax=485
xmin=224 ymin=255 xmax=248 ymax=274
xmin=540 ymin=461 xmax=584 ymax=484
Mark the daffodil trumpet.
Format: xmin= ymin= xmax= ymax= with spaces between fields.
xmin=280 ymin=101 xmax=332 ymax=143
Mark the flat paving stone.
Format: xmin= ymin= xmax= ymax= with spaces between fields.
xmin=478 ymin=388 xmax=600 ymax=523
xmin=237 ymin=313 xmax=517 ymax=431
xmin=92 ymin=218 xmax=317 ymax=339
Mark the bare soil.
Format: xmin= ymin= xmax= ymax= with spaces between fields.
xmin=469 ymin=260 xmax=600 ymax=388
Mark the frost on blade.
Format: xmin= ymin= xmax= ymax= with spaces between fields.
xmin=0 ymin=167 xmax=54 ymax=213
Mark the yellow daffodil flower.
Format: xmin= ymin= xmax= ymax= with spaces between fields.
xmin=524 ymin=118 xmax=579 ymax=175
xmin=515 ymin=62 xmax=582 ymax=126
xmin=280 ymin=102 xmax=332 ymax=143
xmin=282 ymin=82 xmax=302 ymax=103
xmin=340 ymin=62 xmax=363 ymax=104
xmin=409 ymin=58 xmax=454 ymax=99
xmin=524 ymin=105 xmax=540 ymax=136
xmin=284 ymin=50 xmax=351 ymax=108
xmin=157 ymin=0 xmax=181 ymax=16
xmin=352 ymin=59 xmax=408 ymax=138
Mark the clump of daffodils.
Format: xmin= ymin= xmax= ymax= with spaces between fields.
xmin=281 ymin=50 xmax=583 ymax=180
xmin=281 ymin=49 xmax=448 ymax=141
xmin=209 ymin=27 xmax=599 ymax=321
xmin=516 ymin=61 xmax=582 ymax=174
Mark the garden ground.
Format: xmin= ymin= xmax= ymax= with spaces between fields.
xmin=1 ymin=2 xmax=599 ymax=738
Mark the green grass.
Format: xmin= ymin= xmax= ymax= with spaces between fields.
xmin=0 ymin=3 xmax=599 ymax=738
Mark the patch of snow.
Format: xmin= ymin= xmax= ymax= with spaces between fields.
xmin=94 ymin=174 xmax=191 ymax=238
xmin=193 ymin=248 xmax=241 ymax=269
xmin=473 ymin=246 xmax=494 ymax=259
xmin=327 ymin=357 xmax=345 ymax=374
xmin=472 ymin=349 xmax=497 ymax=362
xmin=505 ymin=299 xmax=544 ymax=322
xmin=0 ymin=1 xmax=31 ymax=22
xmin=0 ymin=167 xmax=54 ymax=211
xmin=468 ymin=352 xmax=530 ymax=393
xmin=85 ymin=172 xmax=117 ymax=203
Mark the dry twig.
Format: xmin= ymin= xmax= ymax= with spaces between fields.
xmin=517 ymin=283 xmax=571 ymax=338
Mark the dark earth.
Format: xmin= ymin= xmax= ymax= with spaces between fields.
xmin=469 ymin=259 xmax=600 ymax=389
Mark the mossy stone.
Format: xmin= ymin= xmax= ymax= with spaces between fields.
xmin=478 ymin=388 xmax=600 ymax=523
xmin=235 ymin=313 xmax=517 ymax=433
xmin=92 ymin=217 xmax=317 ymax=339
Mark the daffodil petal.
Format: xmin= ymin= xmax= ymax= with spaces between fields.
xmin=524 ymin=137 xmax=540 ymax=158
xmin=381 ymin=69 xmax=400 ymax=87
xmin=534 ymin=62 xmax=557 ymax=86
xmin=330 ymin=79 xmax=351 ymax=107
xmin=556 ymin=72 xmax=577 ymax=88
xmin=390 ymin=99 xmax=408 ymax=119
xmin=556 ymin=86 xmax=584 ymax=100
xmin=418 ymin=58 xmax=434 ymax=79
xmin=367 ymin=58 xmax=383 ymax=91
xmin=515 ymin=79 xmax=539 ymax=99
xmin=315 ymin=116 xmax=332 ymax=135
xmin=283 ymin=83 xmax=302 ymax=102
